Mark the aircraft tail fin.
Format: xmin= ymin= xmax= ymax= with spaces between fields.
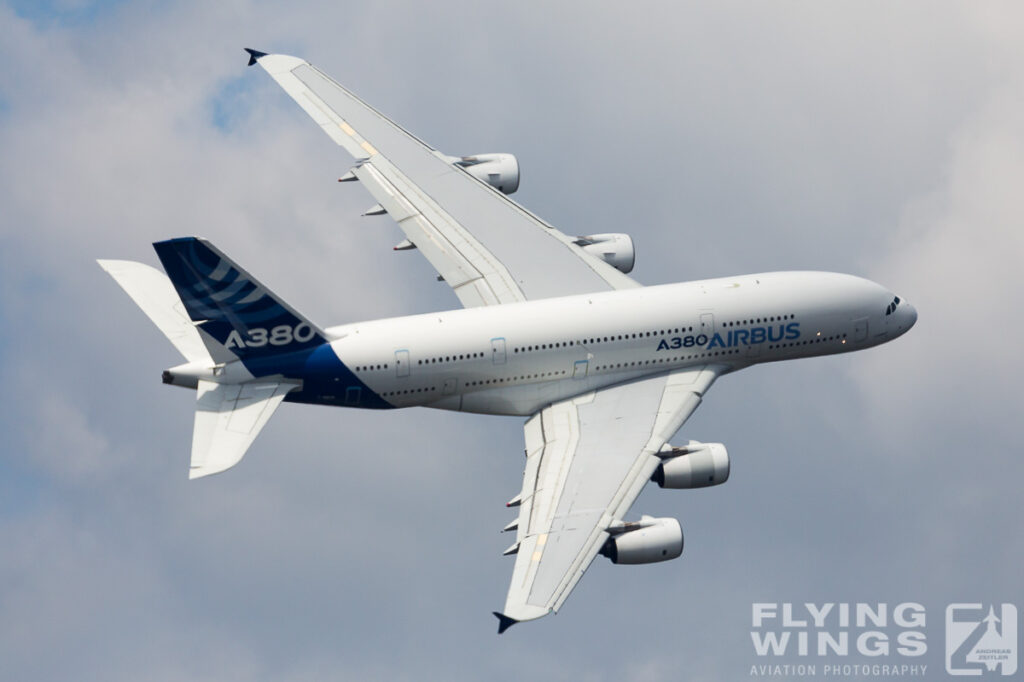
xmin=152 ymin=237 xmax=327 ymax=364
xmin=98 ymin=259 xmax=214 ymax=364
xmin=101 ymin=240 xmax=323 ymax=478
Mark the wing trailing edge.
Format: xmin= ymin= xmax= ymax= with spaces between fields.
xmin=246 ymin=51 xmax=641 ymax=308
xmin=497 ymin=365 xmax=725 ymax=624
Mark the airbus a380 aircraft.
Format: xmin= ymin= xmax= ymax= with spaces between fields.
xmin=99 ymin=49 xmax=916 ymax=633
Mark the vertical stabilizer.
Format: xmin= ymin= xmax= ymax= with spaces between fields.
xmin=153 ymin=237 xmax=327 ymax=364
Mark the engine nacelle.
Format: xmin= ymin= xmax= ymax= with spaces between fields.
xmin=448 ymin=153 xmax=520 ymax=194
xmin=653 ymin=441 xmax=730 ymax=489
xmin=574 ymin=233 xmax=635 ymax=274
xmin=601 ymin=516 xmax=683 ymax=565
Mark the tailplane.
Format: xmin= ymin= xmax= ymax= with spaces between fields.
xmin=98 ymin=259 xmax=213 ymax=364
xmin=190 ymin=379 xmax=297 ymax=478
xmin=100 ymin=237 xmax=327 ymax=478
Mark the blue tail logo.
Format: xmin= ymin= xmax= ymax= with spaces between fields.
xmin=153 ymin=237 xmax=325 ymax=361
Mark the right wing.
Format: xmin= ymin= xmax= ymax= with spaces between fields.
xmin=247 ymin=50 xmax=640 ymax=308
xmin=497 ymin=364 xmax=723 ymax=630
xmin=190 ymin=379 xmax=298 ymax=479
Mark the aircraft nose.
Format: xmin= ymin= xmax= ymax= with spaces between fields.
xmin=893 ymin=299 xmax=917 ymax=335
xmin=904 ymin=302 xmax=918 ymax=328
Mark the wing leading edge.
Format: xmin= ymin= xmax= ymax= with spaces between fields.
xmin=496 ymin=364 xmax=724 ymax=631
xmin=246 ymin=50 xmax=640 ymax=307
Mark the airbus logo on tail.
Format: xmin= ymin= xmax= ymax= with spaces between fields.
xmin=657 ymin=323 xmax=800 ymax=351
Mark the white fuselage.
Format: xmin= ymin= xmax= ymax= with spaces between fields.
xmin=323 ymin=271 xmax=916 ymax=416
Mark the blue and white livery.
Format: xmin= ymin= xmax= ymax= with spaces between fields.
xmin=100 ymin=50 xmax=917 ymax=633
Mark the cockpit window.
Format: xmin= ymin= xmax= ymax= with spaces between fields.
xmin=885 ymin=296 xmax=899 ymax=315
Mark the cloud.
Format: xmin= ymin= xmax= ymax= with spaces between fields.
xmin=851 ymin=6 xmax=1024 ymax=450
xmin=1 ymin=2 xmax=1021 ymax=680
xmin=857 ymin=78 xmax=1024 ymax=439
xmin=27 ymin=392 xmax=110 ymax=478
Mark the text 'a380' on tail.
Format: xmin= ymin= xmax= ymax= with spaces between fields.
xmin=98 ymin=237 xmax=329 ymax=479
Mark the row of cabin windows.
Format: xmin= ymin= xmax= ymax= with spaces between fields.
xmin=384 ymin=341 xmax=808 ymax=394
xmin=768 ymin=333 xmax=847 ymax=350
xmin=467 ymin=370 xmax=568 ymax=387
xmin=359 ymin=353 xmax=489 ymax=373
xmin=379 ymin=333 xmax=851 ymax=397
xmin=382 ymin=386 xmax=437 ymax=397
xmin=510 ymin=316 xmax=799 ymax=355
xmin=593 ymin=348 xmax=742 ymax=371
xmin=722 ymin=314 xmax=795 ymax=327
xmin=383 ymin=370 xmax=573 ymax=396
xmin=514 ymin=327 xmax=697 ymax=354
xmin=363 ymin=314 xmax=801 ymax=373
xmin=418 ymin=352 xmax=485 ymax=366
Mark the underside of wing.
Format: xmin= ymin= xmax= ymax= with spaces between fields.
xmin=496 ymin=364 xmax=724 ymax=630
xmin=247 ymin=50 xmax=640 ymax=307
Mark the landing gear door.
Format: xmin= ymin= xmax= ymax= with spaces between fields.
xmin=491 ymin=337 xmax=507 ymax=365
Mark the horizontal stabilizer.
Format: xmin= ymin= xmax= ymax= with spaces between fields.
xmin=98 ymin=260 xmax=212 ymax=364
xmin=190 ymin=379 xmax=297 ymax=479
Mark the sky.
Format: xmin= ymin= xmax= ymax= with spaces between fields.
xmin=0 ymin=1 xmax=1022 ymax=680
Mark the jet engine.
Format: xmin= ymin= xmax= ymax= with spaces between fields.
xmin=447 ymin=153 xmax=520 ymax=194
xmin=574 ymin=233 xmax=636 ymax=274
xmin=600 ymin=516 xmax=683 ymax=565
xmin=652 ymin=441 xmax=730 ymax=489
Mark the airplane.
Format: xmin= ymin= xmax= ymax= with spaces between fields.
xmin=98 ymin=49 xmax=917 ymax=633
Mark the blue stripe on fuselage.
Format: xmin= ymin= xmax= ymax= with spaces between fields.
xmin=260 ymin=342 xmax=393 ymax=410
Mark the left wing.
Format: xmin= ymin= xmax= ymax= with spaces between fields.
xmin=496 ymin=364 xmax=723 ymax=631
xmin=246 ymin=49 xmax=639 ymax=308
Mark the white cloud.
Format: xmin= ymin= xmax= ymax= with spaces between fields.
xmin=855 ymin=13 xmax=1024 ymax=444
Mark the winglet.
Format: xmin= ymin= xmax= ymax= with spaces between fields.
xmin=244 ymin=48 xmax=268 ymax=66
xmin=493 ymin=611 xmax=518 ymax=634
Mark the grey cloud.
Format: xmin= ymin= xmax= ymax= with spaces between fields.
xmin=1 ymin=2 xmax=1021 ymax=680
